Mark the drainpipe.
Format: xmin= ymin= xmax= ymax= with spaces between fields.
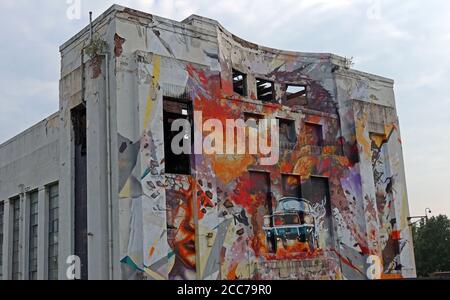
xmin=101 ymin=50 xmax=114 ymax=280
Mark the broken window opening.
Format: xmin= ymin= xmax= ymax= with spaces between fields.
xmin=285 ymin=84 xmax=307 ymax=106
xmin=163 ymin=97 xmax=193 ymax=175
xmin=278 ymin=118 xmax=297 ymax=149
xmin=304 ymin=122 xmax=323 ymax=147
xmin=232 ymin=69 xmax=247 ymax=97
xmin=256 ymin=78 xmax=275 ymax=102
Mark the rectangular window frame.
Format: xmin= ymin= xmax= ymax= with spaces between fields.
xmin=256 ymin=78 xmax=275 ymax=102
xmin=281 ymin=174 xmax=302 ymax=198
xmin=304 ymin=122 xmax=324 ymax=147
xmin=11 ymin=197 xmax=20 ymax=280
xmin=48 ymin=184 xmax=59 ymax=280
xmin=278 ymin=118 xmax=297 ymax=149
xmin=163 ymin=97 xmax=193 ymax=176
xmin=284 ymin=84 xmax=307 ymax=106
xmin=232 ymin=69 xmax=247 ymax=97
xmin=28 ymin=191 xmax=39 ymax=280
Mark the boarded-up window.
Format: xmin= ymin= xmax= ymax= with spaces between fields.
xmin=249 ymin=171 xmax=272 ymax=213
xmin=279 ymin=119 xmax=297 ymax=149
xmin=304 ymin=122 xmax=323 ymax=146
xmin=249 ymin=171 xmax=276 ymax=253
xmin=282 ymin=174 xmax=302 ymax=198
xmin=302 ymin=176 xmax=331 ymax=216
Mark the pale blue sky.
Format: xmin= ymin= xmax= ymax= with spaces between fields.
xmin=0 ymin=0 xmax=449 ymax=218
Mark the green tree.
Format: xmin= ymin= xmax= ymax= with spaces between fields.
xmin=412 ymin=215 xmax=450 ymax=277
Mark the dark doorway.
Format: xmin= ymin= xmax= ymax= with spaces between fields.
xmin=72 ymin=105 xmax=88 ymax=280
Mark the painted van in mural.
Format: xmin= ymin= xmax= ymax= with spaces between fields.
xmin=263 ymin=197 xmax=319 ymax=252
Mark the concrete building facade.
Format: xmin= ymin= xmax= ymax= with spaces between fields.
xmin=0 ymin=5 xmax=415 ymax=280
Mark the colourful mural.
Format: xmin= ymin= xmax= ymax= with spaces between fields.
xmin=112 ymin=11 xmax=415 ymax=280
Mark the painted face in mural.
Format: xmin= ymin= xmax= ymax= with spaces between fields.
xmin=166 ymin=190 xmax=196 ymax=269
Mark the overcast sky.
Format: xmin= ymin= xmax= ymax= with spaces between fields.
xmin=0 ymin=0 xmax=449 ymax=218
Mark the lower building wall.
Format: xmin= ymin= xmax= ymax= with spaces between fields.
xmin=0 ymin=113 xmax=60 ymax=280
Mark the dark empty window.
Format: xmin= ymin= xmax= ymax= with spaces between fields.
xmin=285 ymin=85 xmax=307 ymax=106
xmin=29 ymin=191 xmax=38 ymax=280
xmin=256 ymin=78 xmax=275 ymax=102
xmin=12 ymin=197 xmax=20 ymax=280
xmin=163 ymin=98 xmax=192 ymax=175
xmin=232 ymin=69 xmax=247 ymax=97
xmin=304 ymin=122 xmax=323 ymax=146
xmin=282 ymin=174 xmax=301 ymax=198
xmin=48 ymin=184 xmax=59 ymax=280
xmin=0 ymin=201 xmax=3 ymax=280
xmin=279 ymin=118 xmax=297 ymax=148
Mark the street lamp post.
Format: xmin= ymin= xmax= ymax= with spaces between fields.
xmin=408 ymin=208 xmax=432 ymax=227
xmin=425 ymin=208 xmax=432 ymax=222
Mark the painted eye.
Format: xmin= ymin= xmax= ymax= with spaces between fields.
xmin=304 ymin=215 xmax=314 ymax=225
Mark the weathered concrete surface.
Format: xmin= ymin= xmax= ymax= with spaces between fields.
xmin=1 ymin=4 xmax=416 ymax=281
xmin=0 ymin=113 xmax=59 ymax=280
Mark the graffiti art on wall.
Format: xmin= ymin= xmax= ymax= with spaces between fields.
xmin=113 ymin=14 xmax=415 ymax=280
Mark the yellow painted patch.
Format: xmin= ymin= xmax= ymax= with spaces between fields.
xmin=143 ymin=55 xmax=161 ymax=129
xmin=381 ymin=273 xmax=403 ymax=280
xmin=119 ymin=178 xmax=131 ymax=198
xmin=293 ymin=156 xmax=318 ymax=179
xmin=356 ymin=112 xmax=371 ymax=156
xmin=370 ymin=133 xmax=385 ymax=149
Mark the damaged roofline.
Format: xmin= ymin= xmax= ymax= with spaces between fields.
xmin=59 ymin=4 xmax=395 ymax=84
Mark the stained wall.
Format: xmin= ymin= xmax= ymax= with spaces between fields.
xmin=56 ymin=5 xmax=416 ymax=280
